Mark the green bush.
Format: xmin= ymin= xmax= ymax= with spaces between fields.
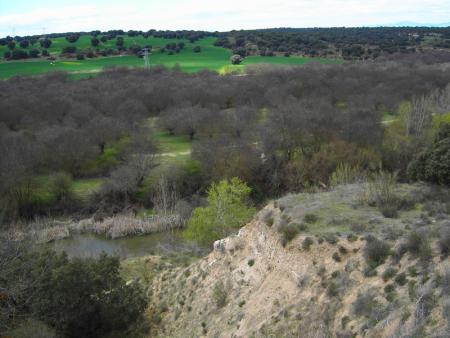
xmin=408 ymin=123 xmax=450 ymax=186
xmin=183 ymin=178 xmax=255 ymax=246
xmin=302 ymin=237 xmax=314 ymax=251
xmin=248 ymin=259 xmax=255 ymax=267
xmin=2 ymin=248 xmax=147 ymax=338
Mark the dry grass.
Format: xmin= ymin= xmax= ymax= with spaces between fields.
xmin=73 ymin=214 xmax=183 ymax=239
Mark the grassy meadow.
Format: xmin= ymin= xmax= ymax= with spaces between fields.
xmin=0 ymin=36 xmax=339 ymax=78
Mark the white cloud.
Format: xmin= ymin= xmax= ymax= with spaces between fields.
xmin=1 ymin=0 xmax=449 ymax=37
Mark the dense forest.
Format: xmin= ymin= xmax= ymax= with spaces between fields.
xmin=1 ymin=58 xmax=450 ymax=223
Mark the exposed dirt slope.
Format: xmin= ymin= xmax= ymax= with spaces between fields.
xmin=146 ymin=184 xmax=450 ymax=338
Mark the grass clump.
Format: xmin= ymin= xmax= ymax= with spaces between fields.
xmin=302 ymin=237 xmax=314 ymax=251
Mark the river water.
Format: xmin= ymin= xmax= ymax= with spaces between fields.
xmin=47 ymin=231 xmax=200 ymax=259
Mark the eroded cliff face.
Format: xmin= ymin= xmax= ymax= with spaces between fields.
xmin=146 ymin=185 xmax=450 ymax=338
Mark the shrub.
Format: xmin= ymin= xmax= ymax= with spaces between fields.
xmin=437 ymin=265 xmax=450 ymax=296
xmin=279 ymin=223 xmax=299 ymax=246
xmin=329 ymin=163 xmax=365 ymax=187
xmin=7 ymin=319 xmax=57 ymax=338
xmin=230 ymin=54 xmax=243 ymax=65
xmin=364 ymin=171 xmax=404 ymax=217
xmin=324 ymin=233 xmax=338 ymax=245
xmin=408 ymin=266 xmax=418 ymax=277
xmin=212 ymin=280 xmax=227 ymax=308
xmin=332 ymin=252 xmax=341 ymax=262
xmin=302 ymin=237 xmax=314 ymax=250
xmin=364 ymin=267 xmax=378 ymax=277
xmin=395 ymin=272 xmax=408 ymax=285
xmin=339 ymin=245 xmax=348 ymax=254
xmin=380 ymin=204 xmax=398 ymax=218
xmin=304 ymin=213 xmax=319 ymax=223
xmin=382 ymin=267 xmax=398 ymax=282
xmin=439 ymin=227 xmax=450 ymax=257
xmin=29 ymin=49 xmax=40 ymax=58
xmin=405 ymin=231 xmax=432 ymax=262
xmin=364 ymin=171 xmax=397 ymax=207
xmin=49 ymin=172 xmax=73 ymax=203
xmin=327 ymin=282 xmax=339 ymax=297
xmin=192 ymin=45 xmax=201 ymax=53
xmin=62 ymin=46 xmax=76 ymax=54
xmin=384 ymin=283 xmax=395 ymax=293
xmin=364 ymin=236 xmax=391 ymax=269
xmin=76 ymin=53 xmax=85 ymax=60
xmin=248 ymin=259 xmax=255 ymax=267
xmin=443 ymin=298 xmax=450 ymax=326
xmin=352 ymin=290 xmax=385 ymax=321
xmin=347 ymin=233 xmax=358 ymax=242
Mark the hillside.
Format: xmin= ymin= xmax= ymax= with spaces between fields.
xmin=140 ymin=184 xmax=450 ymax=338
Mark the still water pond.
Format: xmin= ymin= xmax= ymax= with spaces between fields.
xmin=48 ymin=231 xmax=198 ymax=258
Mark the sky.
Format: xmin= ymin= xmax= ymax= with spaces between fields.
xmin=0 ymin=0 xmax=449 ymax=37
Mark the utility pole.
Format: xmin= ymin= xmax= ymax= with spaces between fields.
xmin=142 ymin=48 xmax=150 ymax=70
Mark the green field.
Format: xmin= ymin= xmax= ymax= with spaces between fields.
xmin=0 ymin=36 xmax=340 ymax=78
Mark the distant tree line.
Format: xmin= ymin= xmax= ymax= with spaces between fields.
xmin=215 ymin=27 xmax=450 ymax=59
xmin=4 ymin=27 xmax=450 ymax=61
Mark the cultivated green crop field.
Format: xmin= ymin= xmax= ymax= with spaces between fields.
xmin=0 ymin=36 xmax=339 ymax=78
